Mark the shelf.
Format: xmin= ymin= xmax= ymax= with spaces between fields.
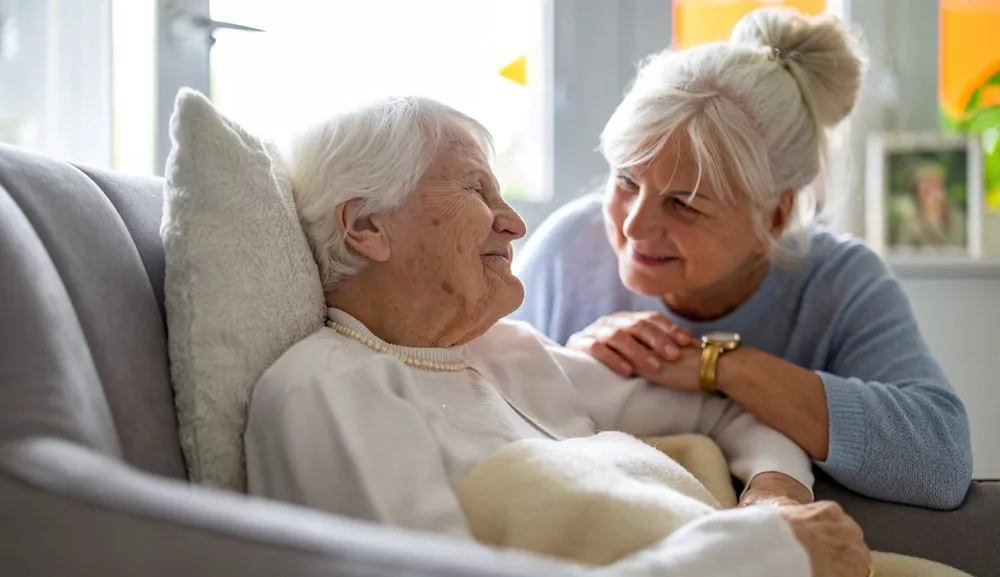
xmin=887 ymin=256 xmax=1000 ymax=279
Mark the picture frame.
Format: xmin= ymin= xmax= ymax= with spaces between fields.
xmin=865 ymin=132 xmax=984 ymax=259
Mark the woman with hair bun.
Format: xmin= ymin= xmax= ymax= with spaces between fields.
xmin=512 ymin=7 xmax=973 ymax=511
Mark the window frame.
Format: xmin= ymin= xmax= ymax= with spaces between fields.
xmin=155 ymin=0 xmax=211 ymax=173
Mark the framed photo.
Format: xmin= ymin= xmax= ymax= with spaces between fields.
xmin=865 ymin=132 xmax=983 ymax=258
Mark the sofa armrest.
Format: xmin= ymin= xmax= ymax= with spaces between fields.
xmin=0 ymin=438 xmax=578 ymax=577
xmin=7 ymin=439 xmax=995 ymax=577
xmin=814 ymin=473 xmax=1000 ymax=577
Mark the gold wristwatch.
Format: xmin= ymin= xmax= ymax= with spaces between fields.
xmin=699 ymin=331 xmax=741 ymax=398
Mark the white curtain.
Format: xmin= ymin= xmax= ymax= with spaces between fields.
xmin=0 ymin=0 xmax=112 ymax=167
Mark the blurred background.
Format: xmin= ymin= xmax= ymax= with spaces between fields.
xmin=1 ymin=0 xmax=998 ymax=477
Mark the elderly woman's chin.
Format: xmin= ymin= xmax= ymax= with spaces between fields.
xmin=492 ymin=265 xmax=526 ymax=319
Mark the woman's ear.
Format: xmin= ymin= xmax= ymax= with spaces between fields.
xmin=769 ymin=189 xmax=796 ymax=237
xmin=337 ymin=200 xmax=392 ymax=262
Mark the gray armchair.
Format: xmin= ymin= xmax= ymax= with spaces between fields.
xmin=1 ymin=143 xmax=997 ymax=577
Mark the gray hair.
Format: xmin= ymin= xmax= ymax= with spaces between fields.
xmin=600 ymin=7 xmax=866 ymax=262
xmin=287 ymin=96 xmax=494 ymax=291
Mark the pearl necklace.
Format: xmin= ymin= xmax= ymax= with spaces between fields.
xmin=325 ymin=320 xmax=469 ymax=372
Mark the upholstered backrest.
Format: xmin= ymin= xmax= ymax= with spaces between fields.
xmin=0 ymin=144 xmax=186 ymax=479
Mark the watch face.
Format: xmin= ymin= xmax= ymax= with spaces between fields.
xmin=702 ymin=331 xmax=741 ymax=346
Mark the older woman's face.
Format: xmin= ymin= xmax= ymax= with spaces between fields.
xmin=603 ymin=135 xmax=771 ymax=299
xmin=386 ymin=129 xmax=526 ymax=331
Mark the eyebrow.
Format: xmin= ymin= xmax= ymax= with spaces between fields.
xmin=452 ymin=167 xmax=501 ymax=193
xmin=462 ymin=167 xmax=499 ymax=188
xmin=617 ymin=169 xmax=713 ymax=202
xmin=667 ymin=190 xmax=713 ymax=202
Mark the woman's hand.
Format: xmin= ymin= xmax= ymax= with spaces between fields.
xmin=738 ymin=472 xmax=814 ymax=508
xmin=567 ymin=311 xmax=693 ymax=377
xmin=777 ymin=502 xmax=872 ymax=577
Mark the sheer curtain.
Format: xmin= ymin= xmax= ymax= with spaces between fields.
xmin=0 ymin=0 xmax=113 ymax=168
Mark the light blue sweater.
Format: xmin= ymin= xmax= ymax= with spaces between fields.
xmin=509 ymin=194 xmax=973 ymax=510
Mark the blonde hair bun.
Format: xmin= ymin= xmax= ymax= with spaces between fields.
xmin=730 ymin=7 xmax=866 ymax=128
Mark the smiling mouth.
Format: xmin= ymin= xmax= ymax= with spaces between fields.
xmin=629 ymin=247 xmax=679 ymax=267
xmin=482 ymin=248 xmax=512 ymax=262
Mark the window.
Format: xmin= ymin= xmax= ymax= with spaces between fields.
xmin=0 ymin=0 xmax=113 ymax=167
xmin=940 ymin=0 xmax=1000 ymax=215
xmin=111 ymin=0 xmax=155 ymax=175
xmin=207 ymin=0 xmax=547 ymax=201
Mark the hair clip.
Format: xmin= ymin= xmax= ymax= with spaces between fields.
xmin=767 ymin=46 xmax=800 ymax=70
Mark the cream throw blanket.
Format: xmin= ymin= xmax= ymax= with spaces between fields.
xmin=457 ymin=432 xmax=971 ymax=577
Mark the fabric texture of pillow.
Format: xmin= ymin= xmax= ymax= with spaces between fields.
xmin=161 ymin=88 xmax=326 ymax=491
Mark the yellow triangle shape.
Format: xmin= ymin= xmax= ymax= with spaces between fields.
xmin=498 ymin=55 xmax=527 ymax=86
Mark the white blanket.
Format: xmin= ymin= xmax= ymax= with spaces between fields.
xmin=457 ymin=432 xmax=971 ymax=576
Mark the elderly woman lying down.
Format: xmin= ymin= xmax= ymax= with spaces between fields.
xmin=243 ymin=96 xmax=869 ymax=577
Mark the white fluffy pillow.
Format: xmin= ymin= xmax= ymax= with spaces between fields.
xmin=161 ymin=88 xmax=326 ymax=491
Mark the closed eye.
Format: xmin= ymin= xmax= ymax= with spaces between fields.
xmin=615 ymin=174 xmax=638 ymax=188
xmin=667 ymin=197 xmax=700 ymax=215
xmin=466 ymin=184 xmax=487 ymax=199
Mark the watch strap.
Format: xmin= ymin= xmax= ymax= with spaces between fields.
xmin=699 ymin=344 xmax=728 ymax=398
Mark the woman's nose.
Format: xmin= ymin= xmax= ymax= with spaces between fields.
xmin=494 ymin=203 xmax=527 ymax=240
xmin=622 ymin=192 xmax=660 ymax=240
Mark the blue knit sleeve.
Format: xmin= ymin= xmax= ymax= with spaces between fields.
xmin=814 ymin=246 xmax=973 ymax=510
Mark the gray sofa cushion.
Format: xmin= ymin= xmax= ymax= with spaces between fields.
xmin=0 ymin=186 xmax=120 ymax=455
xmin=0 ymin=145 xmax=185 ymax=479
xmin=75 ymin=166 xmax=168 ymax=319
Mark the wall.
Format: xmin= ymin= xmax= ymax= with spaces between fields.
xmin=898 ymin=270 xmax=1000 ymax=479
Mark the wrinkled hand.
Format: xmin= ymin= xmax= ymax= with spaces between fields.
xmin=777 ymin=502 xmax=872 ymax=577
xmin=567 ymin=311 xmax=693 ymax=377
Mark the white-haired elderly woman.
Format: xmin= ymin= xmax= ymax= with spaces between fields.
xmin=512 ymin=8 xmax=973 ymax=511
xmin=244 ymin=103 xmax=868 ymax=576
